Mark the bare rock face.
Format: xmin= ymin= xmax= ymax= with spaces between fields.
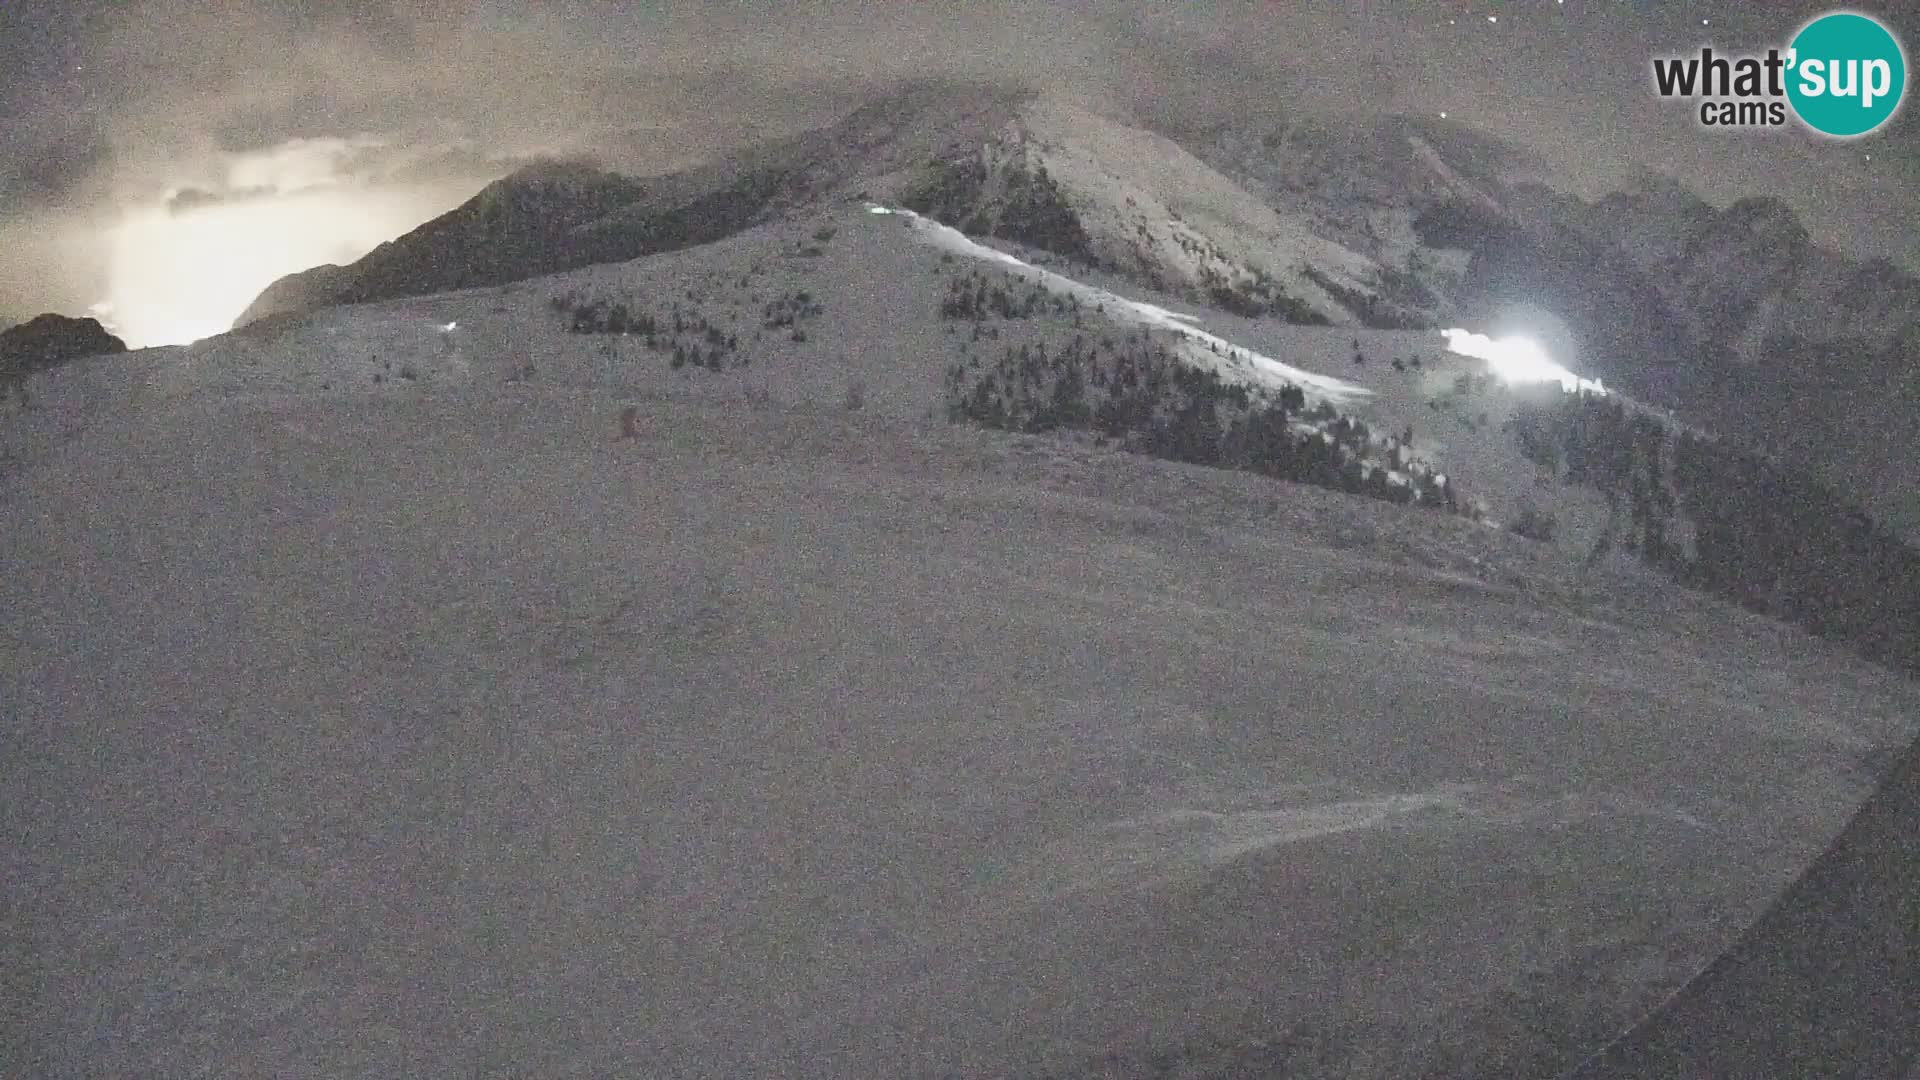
xmin=0 ymin=313 xmax=128 ymax=382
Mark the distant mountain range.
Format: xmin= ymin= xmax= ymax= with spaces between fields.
xmin=228 ymin=79 xmax=1920 ymax=534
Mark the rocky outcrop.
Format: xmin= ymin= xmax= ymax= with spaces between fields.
xmin=0 ymin=313 xmax=128 ymax=383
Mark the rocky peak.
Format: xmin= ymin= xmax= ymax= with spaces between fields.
xmin=0 ymin=313 xmax=128 ymax=380
xmin=1668 ymin=196 xmax=1809 ymax=303
xmin=1613 ymin=168 xmax=1710 ymax=214
xmin=1720 ymin=196 xmax=1809 ymax=249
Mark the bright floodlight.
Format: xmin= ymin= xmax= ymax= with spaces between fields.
xmin=1442 ymin=328 xmax=1605 ymax=395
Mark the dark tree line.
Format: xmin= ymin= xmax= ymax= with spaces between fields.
xmin=1302 ymin=268 xmax=1428 ymax=331
xmin=761 ymin=290 xmax=823 ymax=330
xmin=943 ymin=329 xmax=1462 ymax=514
xmin=1508 ymin=387 xmax=1920 ymax=674
xmin=550 ymin=291 xmax=745 ymax=371
xmin=1672 ymin=433 xmax=1920 ymax=670
xmin=1507 ymin=389 xmax=1680 ymax=563
xmin=940 ymin=270 xmax=1079 ymax=322
xmin=902 ymin=157 xmax=1102 ymax=267
xmin=1192 ymin=263 xmax=1329 ymax=324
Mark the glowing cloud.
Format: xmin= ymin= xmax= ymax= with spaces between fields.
xmin=96 ymin=183 xmax=474 ymax=348
xmin=91 ymin=137 xmax=492 ymax=348
xmin=92 ymin=184 xmax=432 ymax=343
xmin=1441 ymin=328 xmax=1606 ymax=395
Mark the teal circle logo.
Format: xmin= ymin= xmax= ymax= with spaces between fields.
xmin=1786 ymin=12 xmax=1907 ymax=137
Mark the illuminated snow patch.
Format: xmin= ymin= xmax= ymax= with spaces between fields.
xmin=869 ymin=204 xmax=1371 ymax=404
xmin=1442 ymin=328 xmax=1606 ymax=395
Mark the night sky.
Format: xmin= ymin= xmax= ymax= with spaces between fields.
xmin=2 ymin=1 xmax=1917 ymax=341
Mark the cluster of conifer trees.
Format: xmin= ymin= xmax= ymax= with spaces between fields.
xmin=906 ymin=157 xmax=1105 ymax=267
xmin=549 ymin=291 xmax=743 ymax=370
xmin=902 ymin=158 xmax=1101 ymax=267
xmin=944 ymin=328 xmax=1461 ymax=514
xmin=1510 ymin=387 xmax=1920 ymax=673
xmin=939 ymin=271 xmax=1077 ymax=322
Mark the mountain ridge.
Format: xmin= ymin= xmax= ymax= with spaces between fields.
xmin=225 ymin=80 xmax=1919 ymax=534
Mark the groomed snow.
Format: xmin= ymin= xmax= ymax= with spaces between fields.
xmin=869 ymin=205 xmax=1372 ymax=405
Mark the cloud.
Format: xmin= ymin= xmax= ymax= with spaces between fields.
xmin=1 ymin=0 xmax=1916 ymax=333
xmin=164 ymin=186 xmax=276 ymax=215
xmin=0 ymin=123 xmax=115 ymax=214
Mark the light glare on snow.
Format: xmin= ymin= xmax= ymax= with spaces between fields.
xmin=1441 ymin=328 xmax=1605 ymax=395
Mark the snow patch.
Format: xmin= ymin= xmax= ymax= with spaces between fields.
xmin=871 ymin=204 xmax=1371 ymax=405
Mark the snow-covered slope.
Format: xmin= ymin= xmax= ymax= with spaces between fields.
xmin=8 ymin=182 xmax=1920 ymax=1076
xmin=8 ymin=377 xmax=1919 ymax=1079
xmin=212 ymin=81 xmax=1908 ymax=488
xmin=1008 ymin=98 xmax=1383 ymax=320
xmin=872 ymin=204 xmax=1369 ymax=403
xmin=230 ymin=83 xmax=1032 ymax=331
xmin=216 ymin=81 xmax=1920 ymax=545
xmin=5 ymin=198 xmax=1623 ymax=539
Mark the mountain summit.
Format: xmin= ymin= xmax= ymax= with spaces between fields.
xmin=228 ymin=80 xmax=1920 ymax=533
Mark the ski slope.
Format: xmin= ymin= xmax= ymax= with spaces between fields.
xmin=870 ymin=204 xmax=1373 ymax=404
